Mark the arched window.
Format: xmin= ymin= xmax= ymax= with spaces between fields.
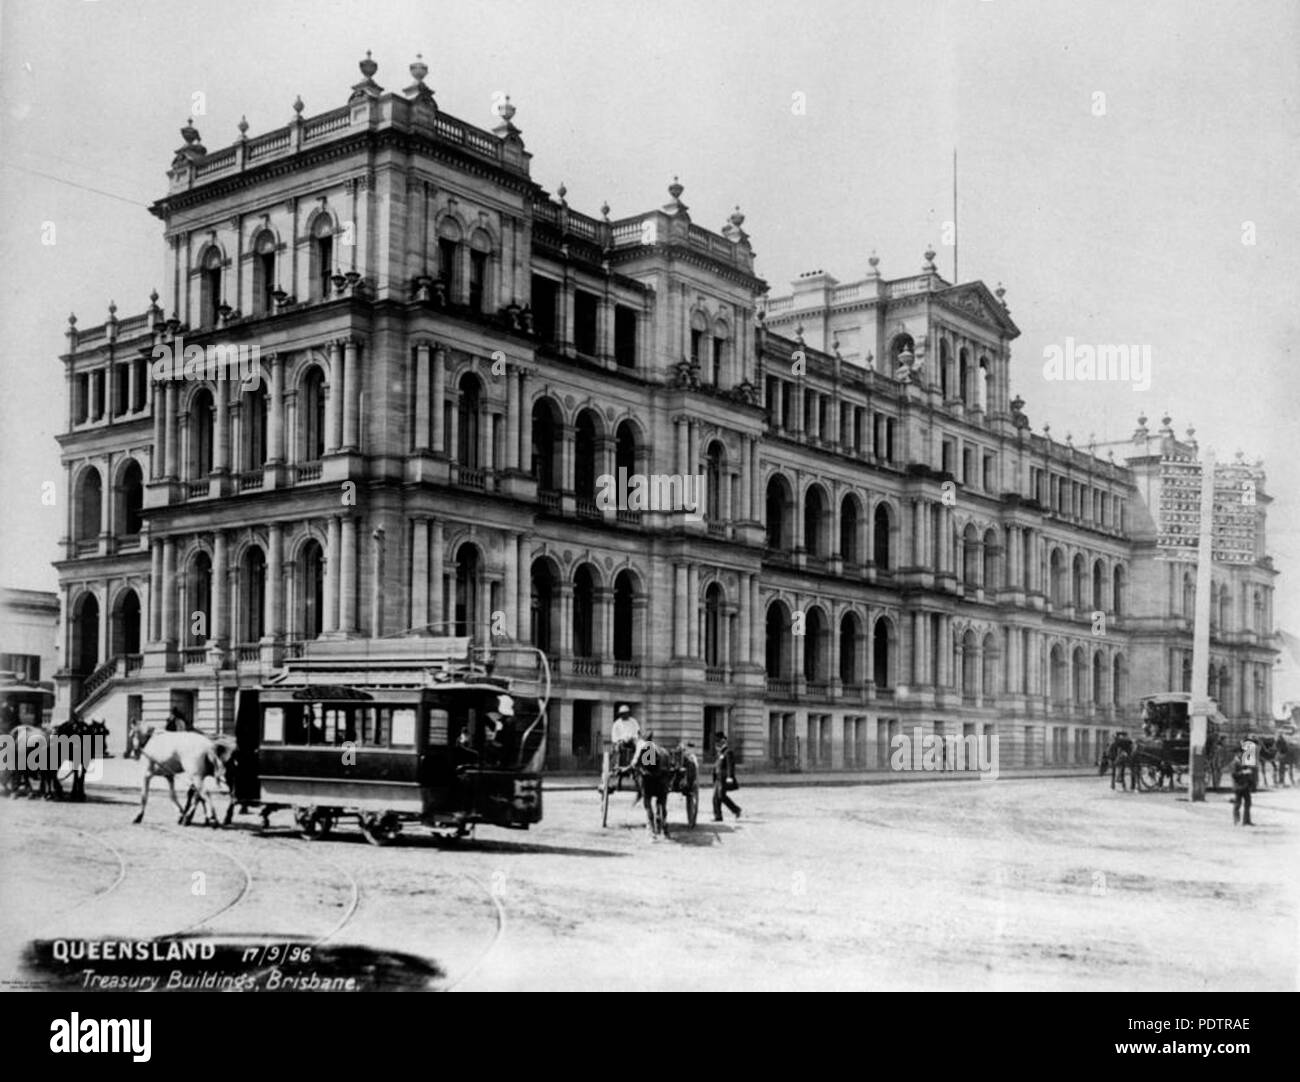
xmin=977 ymin=356 xmax=990 ymax=411
xmin=243 ymin=384 xmax=268 ymax=470
xmin=804 ymin=607 xmax=827 ymax=683
xmin=529 ymin=557 xmax=557 ymax=653
xmin=118 ymin=461 xmax=144 ymax=536
xmin=455 ymin=545 xmax=480 ymax=637
xmin=1113 ymin=565 xmax=1125 ymax=618
xmin=833 ymin=495 xmax=857 ymax=567
xmin=200 ymin=247 xmax=223 ymax=327
xmin=1073 ymin=647 xmax=1087 ymax=703
xmin=76 ymin=467 xmax=102 ymax=542
xmin=469 ymin=231 xmax=491 ymax=313
xmin=532 ymin=398 xmax=561 ymax=492
xmin=1093 ymin=560 xmax=1105 ymax=612
xmin=457 ymin=373 xmax=482 ymax=469
xmin=1254 ymin=590 xmax=1265 ymax=634
xmin=891 ymin=333 xmax=915 ymax=372
xmin=939 ymin=340 xmax=951 ymax=397
xmin=573 ymin=565 xmax=596 ymax=657
xmin=300 ymin=541 xmax=324 ymax=640
xmin=252 ymin=231 xmax=277 ymax=316
xmin=962 ymin=630 xmax=979 ymax=695
xmin=1050 ymin=549 xmax=1066 ymax=607
xmin=241 ymin=547 xmax=266 ymax=643
xmin=613 ymin=570 xmax=636 ymax=661
xmin=1093 ymin=651 xmax=1104 ymax=703
xmin=1112 ymin=653 xmax=1127 ymax=707
xmin=438 ymin=220 xmax=462 ymax=302
xmin=114 ymin=589 xmax=142 ymax=656
xmin=1073 ymin=554 xmax=1087 ymax=609
xmin=574 ymin=410 xmax=598 ymax=502
xmin=1049 ymin=645 xmax=1066 ymax=703
xmin=839 ymin=612 xmax=860 ymax=685
xmin=615 ymin=420 xmax=638 ymax=476
xmin=301 ymin=367 xmax=326 ymax=462
xmin=706 ymin=442 xmax=725 ymax=523
xmin=958 ymin=347 xmax=971 ymax=403
xmin=804 ymin=485 xmax=829 ymax=558
xmin=71 ymin=592 xmax=100 ymax=675
xmin=189 ymin=552 xmax=212 ymax=646
xmin=704 ymin=583 xmax=724 ymax=669
xmin=766 ymin=475 xmax=793 ymax=550
xmin=310 ymin=217 xmax=335 ymax=301
xmin=962 ymin=524 xmax=979 ymax=584
xmin=765 ymin=602 xmax=791 ymax=680
xmin=983 ymin=633 xmax=998 ymax=696
xmin=873 ymin=503 xmax=893 ymax=570
xmin=190 ymin=389 xmax=214 ymax=478
xmin=872 ymin=616 xmax=893 ymax=688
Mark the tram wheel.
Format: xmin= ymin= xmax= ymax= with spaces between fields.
xmin=686 ymin=789 xmax=699 ymax=828
xmin=296 ymin=806 xmax=326 ymax=839
xmin=361 ymin=812 xmax=401 ymax=846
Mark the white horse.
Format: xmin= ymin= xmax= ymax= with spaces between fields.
xmin=129 ymin=726 xmax=234 ymax=826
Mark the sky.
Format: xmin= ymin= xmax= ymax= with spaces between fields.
xmin=1 ymin=0 xmax=1297 ymax=626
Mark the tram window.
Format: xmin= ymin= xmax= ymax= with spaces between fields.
xmin=427 ymin=708 xmax=449 ymax=746
xmin=391 ymin=709 xmax=416 ymax=748
xmin=264 ymin=707 xmax=285 ymax=744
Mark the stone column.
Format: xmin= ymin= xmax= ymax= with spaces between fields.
xmin=750 ymin=576 xmax=762 ymax=666
xmin=268 ymin=353 xmax=285 ymax=463
xmin=165 ymin=383 xmax=180 ymax=477
xmin=152 ymin=390 xmax=166 ymax=479
xmin=326 ymin=341 xmax=342 ymax=452
xmin=342 ymin=339 xmax=360 ymax=450
xmin=324 ymin=516 xmax=340 ymax=633
xmin=505 ymin=364 xmax=520 ymax=469
xmin=267 ymin=523 xmax=283 ymax=637
xmin=414 ymin=343 xmax=431 ymax=451
xmin=687 ymin=564 xmax=700 ymax=657
xmin=212 ymin=531 xmax=228 ymax=643
xmin=161 ymin=538 xmax=177 ymax=644
xmin=676 ymin=418 xmax=688 ymax=476
xmin=431 ymin=519 xmax=445 ymax=632
xmin=515 ymin=533 xmax=529 ymax=642
xmin=340 ymin=516 xmax=357 ymax=632
xmin=411 ymin=518 xmax=429 ymax=630
xmin=518 ymin=370 xmax=531 ymax=474
xmin=432 ymin=347 xmax=446 ymax=455
xmin=503 ymin=529 xmax=518 ymax=640
xmin=674 ymin=564 xmax=688 ymax=657
xmin=149 ymin=539 xmax=163 ymax=641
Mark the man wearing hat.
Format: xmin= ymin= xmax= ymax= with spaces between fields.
xmin=1240 ymin=731 xmax=1260 ymax=792
xmin=712 ymin=731 xmax=742 ymax=821
xmin=609 ymin=704 xmax=642 ymax=799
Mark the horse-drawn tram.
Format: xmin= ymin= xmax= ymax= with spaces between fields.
xmin=232 ymin=637 xmax=548 ymax=845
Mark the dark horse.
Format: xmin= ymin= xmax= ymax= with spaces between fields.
xmin=631 ymin=739 xmax=674 ymax=838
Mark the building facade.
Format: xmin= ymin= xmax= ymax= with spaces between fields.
xmin=1 ymin=588 xmax=60 ymax=689
xmin=52 ymin=53 xmax=1278 ymax=769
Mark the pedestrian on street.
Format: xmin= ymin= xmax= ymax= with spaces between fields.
xmin=1230 ymin=749 xmax=1254 ymax=826
xmin=1240 ymin=732 xmax=1260 ymax=793
xmin=712 ymin=731 xmax=741 ymax=822
xmin=1107 ymin=731 xmax=1133 ymax=791
xmin=609 ymin=704 xmax=642 ymax=800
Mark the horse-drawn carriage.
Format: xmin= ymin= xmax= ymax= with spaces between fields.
xmin=599 ymin=737 xmax=699 ymax=833
xmin=1127 ymin=692 xmax=1228 ymax=792
xmin=225 ymin=637 xmax=549 ymax=844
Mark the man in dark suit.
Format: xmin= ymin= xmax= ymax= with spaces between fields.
xmin=712 ymin=731 xmax=741 ymax=822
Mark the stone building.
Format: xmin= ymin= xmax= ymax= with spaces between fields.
xmin=52 ymin=53 xmax=1278 ymax=770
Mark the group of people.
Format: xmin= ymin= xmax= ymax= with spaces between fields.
xmin=1103 ymin=728 xmax=1264 ymax=826
xmin=609 ymin=703 xmax=742 ymax=823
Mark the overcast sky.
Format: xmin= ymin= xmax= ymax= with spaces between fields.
xmin=2 ymin=0 xmax=1296 ymax=629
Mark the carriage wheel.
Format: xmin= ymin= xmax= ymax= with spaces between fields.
xmin=360 ymin=812 xmax=400 ymax=847
xmin=296 ymin=806 xmax=325 ymax=839
xmin=1136 ymin=761 xmax=1163 ymax=792
xmin=686 ymin=789 xmax=699 ymax=828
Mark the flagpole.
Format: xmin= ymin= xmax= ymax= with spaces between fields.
xmin=952 ymin=148 xmax=958 ymax=283
xmin=1190 ymin=448 xmax=1216 ymax=802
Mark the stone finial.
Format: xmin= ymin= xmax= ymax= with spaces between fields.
xmin=68 ymin=312 xmax=77 ymax=327
xmin=1161 ymin=413 xmax=1172 ymax=428
xmin=556 ymin=181 xmax=567 ymax=204
xmin=923 ymin=245 xmax=937 ymax=271
xmin=498 ymin=94 xmax=516 ymax=122
xmin=237 ymin=114 xmax=249 ymax=138
xmin=867 ymin=251 xmax=880 ymax=277
xmin=405 ymin=54 xmax=436 ymax=103
xmin=668 ymin=176 xmax=684 ymax=201
xmin=729 ymin=206 xmax=745 ymax=228
xmin=600 ymin=201 xmax=610 ymax=220
xmin=180 ymin=118 xmax=200 ymax=145
xmin=995 ymin=282 xmax=1007 ymax=305
xmin=409 ymin=53 xmax=428 ymax=83
xmin=149 ymin=289 xmax=159 ymax=306
xmin=794 ymin=322 xmax=806 ymax=346
xmin=350 ymin=50 xmax=383 ymax=101
xmin=108 ymin=300 xmax=117 ymax=318
xmin=359 ymin=50 xmax=378 ymax=79
xmin=1186 ymin=425 xmax=1196 ymax=440
xmin=292 ymin=95 xmax=304 ymax=116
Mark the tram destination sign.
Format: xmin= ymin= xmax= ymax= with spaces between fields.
xmin=1155 ymin=456 xmax=1259 ymax=563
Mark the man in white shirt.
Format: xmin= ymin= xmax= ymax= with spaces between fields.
xmin=609 ymin=704 xmax=642 ymax=800
xmin=1240 ymin=732 xmax=1260 ymax=792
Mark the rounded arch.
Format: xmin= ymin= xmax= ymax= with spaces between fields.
xmin=70 ymin=589 xmax=100 ymax=675
xmin=531 ymin=395 xmax=563 ymax=492
xmin=961 ymin=522 xmax=980 ymax=584
xmin=1049 ymin=643 xmax=1067 ymax=703
xmin=299 ymin=364 xmax=327 ymax=462
xmin=839 ymin=609 xmax=863 ymax=685
xmin=872 ymin=613 xmax=896 ymax=689
xmin=766 ymin=473 xmax=795 ymax=551
xmin=982 ymin=527 xmax=999 ymax=589
xmin=1072 ymin=645 xmax=1088 ymax=703
xmin=803 ymin=483 xmax=831 ymax=559
xmin=1111 ymin=651 xmax=1128 ymax=707
xmin=573 ymin=407 xmax=603 ymax=503
xmin=75 ymin=465 xmax=103 ymax=543
xmin=528 ymin=552 xmax=562 ymax=654
xmin=188 ymin=386 xmax=216 ymax=478
xmin=703 ymin=580 xmax=726 ymax=669
xmin=612 ymin=567 xmax=642 ymax=662
xmin=307 ymin=210 xmax=337 ymax=300
xmin=873 ymin=500 xmax=895 ymax=571
xmin=765 ymin=598 xmax=793 ymax=680
xmin=435 ymin=212 xmax=465 ymax=243
xmin=705 ymin=439 xmax=727 ymax=523
xmin=939 ymin=339 xmax=952 ymax=397
xmin=1112 ymin=564 xmax=1126 ymax=618
xmin=982 ymin=631 xmax=999 ymax=696
xmin=298 ymin=538 xmax=325 ymax=640
xmin=456 ymin=371 xmax=484 ymax=469
xmin=1073 ymin=552 xmax=1088 ymax=608
xmin=1092 ymin=557 xmax=1106 ymax=611
xmin=572 ymin=562 xmax=600 ymax=657
xmin=613 ymin=417 xmax=644 ymax=477
xmin=1049 ymin=546 xmax=1067 ymax=607
xmin=113 ymin=459 xmax=145 ymax=539
xmin=452 ymin=541 xmax=485 ymax=637
xmin=961 ymin=628 xmax=979 ymax=695
xmin=1092 ymin=648 xmax=1105 ymax=704
xmin=111 ymin=586 xmax=142 ymax=656
xmin=840 ymin=491 xmax=863 ymax=565
xmin=803 ymin=604 xmax=830 ymax=684
xmin=239 ymin=545 xmax=266 ymax=643
xmin=890 ymin=333 xmax=915 ymax=362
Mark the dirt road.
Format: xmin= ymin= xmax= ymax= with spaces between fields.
xmin=1 ymin=776 xmax=1295 ymax=991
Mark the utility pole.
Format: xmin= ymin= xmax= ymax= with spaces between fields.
xmin=1189 ymin=448 xmax=1216 ymax=801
